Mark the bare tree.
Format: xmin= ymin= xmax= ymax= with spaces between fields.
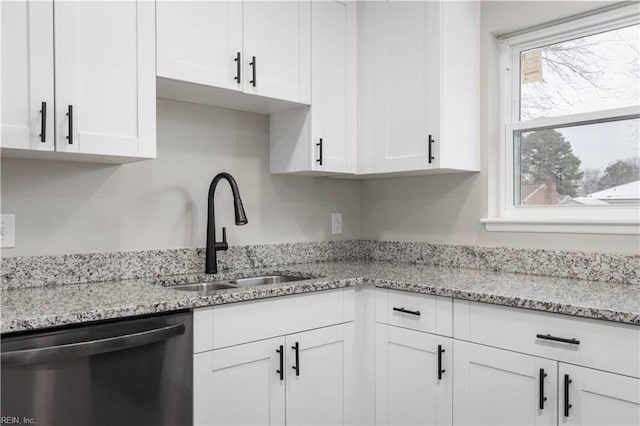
xmin=578 ymin=168 xmax=602 ymax=196
xmin=615 ymin=30 xmax=640 ymax=81
xmin=520 ymin=26 xmax=640 ymax=120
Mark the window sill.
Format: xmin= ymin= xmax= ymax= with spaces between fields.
xmin=480 ymin=218 xmax=640 ymax=235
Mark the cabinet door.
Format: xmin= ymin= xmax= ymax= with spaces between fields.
xmin=361 ymin=0 xmax=439 ymax=174
xmin=375 ymin=324 xmax=451 ymax=425
xmin=194 ymin=337 xmax=285 ymax=426
xmin=156 ymin=1 xmax=242 ymax=91
xmin=559 ymin=363 xmax=639 ymax=426
xmin=54 ymin=0 xmax=155 ymax=158
xmin=310 ymin=0 xmax=357 ymax=173
xmin=285 ymin=323 xmax=352 ymax=425
xmin=1 ymin=0 xmax=54 ymax=151
xmin=243 ymin=1 xmax=311 ymax=103
xmin=453 ymin=340 xmax=557 ymax=426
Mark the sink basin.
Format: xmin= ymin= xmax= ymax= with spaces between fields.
xmin=169 ymin=274 xmax=318 ymax=293
xmin=228 ymin=275 xmax=308 ymax=287
xmin=170 ymin=282 xmax=236 ymax=292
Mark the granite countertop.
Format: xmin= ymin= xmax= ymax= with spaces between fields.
xmin=2 ymin=261 xmax=639 ymax=333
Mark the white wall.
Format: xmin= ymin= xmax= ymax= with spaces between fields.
xmin=359 ymin=0 xmax=640 ymax=255
xmin=0 ymin=99 xmax=361 ymax=257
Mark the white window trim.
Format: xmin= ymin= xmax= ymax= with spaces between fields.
xmin=483 ymin=4 xmax=640 ymax=235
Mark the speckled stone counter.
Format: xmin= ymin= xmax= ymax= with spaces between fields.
xmin=2 ymin=261 xmax=638 ymax=334
xmin=4 ymin=240 xmax=638 ymax=290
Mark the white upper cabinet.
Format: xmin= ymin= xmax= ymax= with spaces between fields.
xmin=310 ymin=0 xmax=357 ymax=173
xmin=156 ymin=0 xmax=311 ymax=110
xmin=156 ymin=1 xmax=243 ymax=91
xmin=359 ymin=0 xmax=435 ymax=174
xmin=269 ymin=0 xmax=357 ymax=175
xmin=1 ymin=0 xmax=54 ymax=152
xmin=358 ymin=0 xmax=480 ymax=176
xmin=1 ymin=0 xmax=156 ymax=163
xmin=54 ymin=0 xmax=156 ymax=159
xmin=243 ymin=1 xmax=311 ymax=103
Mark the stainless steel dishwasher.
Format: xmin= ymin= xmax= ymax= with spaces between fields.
xmin=1 ymin=311 xmax=192 ymax=426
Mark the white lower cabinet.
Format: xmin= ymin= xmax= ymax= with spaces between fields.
xmin=453 ymin=300 xmax=640 ymax=426
xmin=193 ymin=290 xmax=355 ymax=425
xmin=559 ymin=363 xmax=640 ymax=426
xmin=193 ymin=291 xmax=639 ymax=426
xmin=452 ymin=345 xmax=639 ymax=426
xmin=375 ymin=324 xmax=452 ymax=425
xmin=194 ymin=322 xmax=354 ymax=425
xmin=285 ymin=324 xmax=351 ymax=425
xmin=194 ymin=337 xmax=284 ymax=426
xmin=453 ymin=340 xmax=557 ymax=426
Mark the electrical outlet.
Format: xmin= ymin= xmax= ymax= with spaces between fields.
xmin=1 ymin=214 xmax=16 ymax=248
xmin=331 ymin=213 xmax=343 ymax=235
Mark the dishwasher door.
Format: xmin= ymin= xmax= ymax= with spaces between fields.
xmin=1 ymin=311 xmax=192 ymax=426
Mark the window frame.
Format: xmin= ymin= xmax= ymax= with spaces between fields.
xmin=483 ymin=4 xmax=640 ymax=235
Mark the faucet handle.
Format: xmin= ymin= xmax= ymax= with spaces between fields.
xmin=222 ymin=227 xmax=227 ymax=244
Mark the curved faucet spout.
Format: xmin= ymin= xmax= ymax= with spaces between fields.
xmin=206 ymin=172 xmax=248 ymax=274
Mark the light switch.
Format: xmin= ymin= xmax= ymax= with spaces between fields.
xmin=331 ymin=213 xmax=343 ymax=235
xmin=1 ymin=214 xmax=16 ymax=248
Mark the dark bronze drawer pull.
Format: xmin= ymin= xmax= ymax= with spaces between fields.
xmin=393 ymin=307 xmax=421 ymax=317
xmin=536 ymin=334 xmax=580 ymax=345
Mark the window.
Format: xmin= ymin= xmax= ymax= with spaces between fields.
xmin=484 ymin=4 xmax=640 ymax=234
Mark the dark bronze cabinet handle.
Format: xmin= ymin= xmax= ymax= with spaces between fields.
xmin=39 ymin=101 xmax=47 ymax=142
xmin=276 ymin=345 xmax=283 ymax=381
xmin=234 ymin=51 xmax=241 ymax=84
xmin=437 ymin=345 xmax=445 ymax=380
xmin=539 ymin=368 xmax=548 ymax=409
xmin=66 ymin=105 xmax=73 ymax=144
xmin=536 ymin=334 xmax=580 ymax=345
xmin=393 ymin=307 xmax=421 ymax=316
xmin=291 ymin=341 xmax=299 ymax=376
xmin=249 ymin=56 xmax=256 ymax=87
xmin=316 ymin=138 xmax=323 ymax=165
xmin=428 ymin=134 xmax=435 ymax=163
xmin=564 ymin=374 xmax=572 ymax=417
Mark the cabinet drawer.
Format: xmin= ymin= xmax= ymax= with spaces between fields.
xmin=194 ymin=289 xmax=351 ymax=353
xmin=454 ymin=300 xmax=640 ymax=378
xmin=376 ymin=289 xmax=452 ymax=336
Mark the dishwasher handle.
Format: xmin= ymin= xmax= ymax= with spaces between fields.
xmin=2 ymin=323 xmax=185 ymax=366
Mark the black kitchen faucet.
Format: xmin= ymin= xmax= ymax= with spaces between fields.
xmin=205 ymin=172 xmax=248 ymax=274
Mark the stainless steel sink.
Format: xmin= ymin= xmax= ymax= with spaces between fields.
xmin=169 ymin=274 xmax=317 ymax=293
xmin=228 ymin=275 xmax=307 ymax=287
xmin=170 ymin=282 xmax=237 ymax=292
